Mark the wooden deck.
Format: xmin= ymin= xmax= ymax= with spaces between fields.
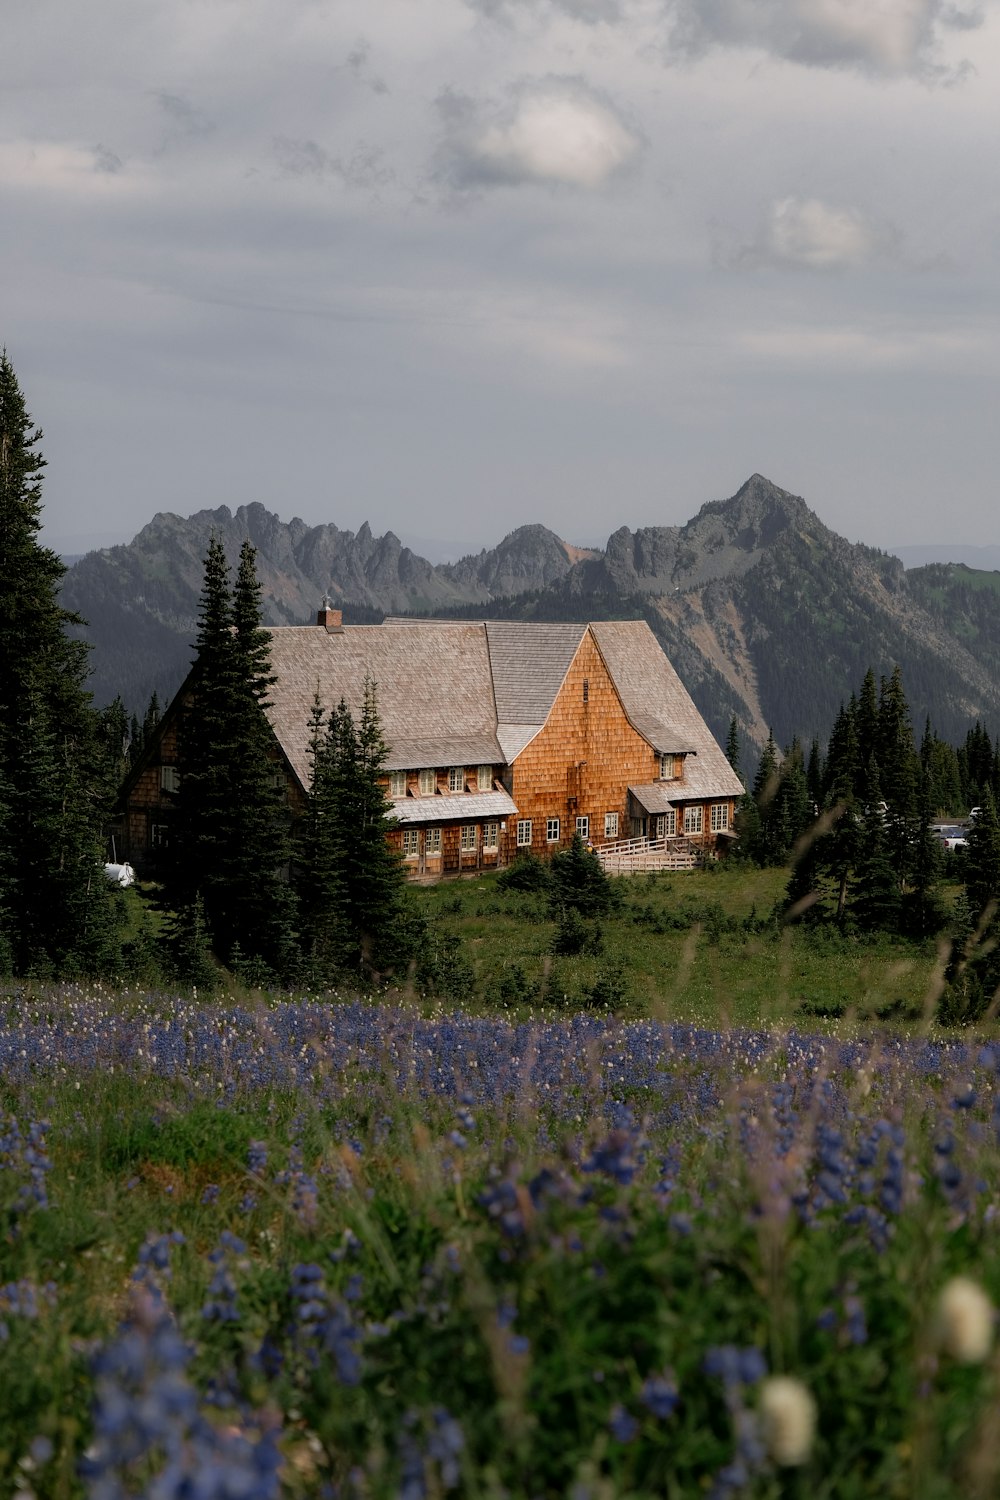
xmin=595 ymin=835 xmax=701 ymax=874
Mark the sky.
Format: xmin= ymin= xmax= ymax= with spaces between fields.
xmin=2 ymin=0 xmax=999 ymax=560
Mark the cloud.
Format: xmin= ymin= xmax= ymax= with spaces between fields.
xmin=273 ymin=136 xmax=395 ymax=192
xmin=154 ymin=91 xmax=214 ymax=136
xmin=437 ymin=77 xmax=643 ymax=190
xmin=92 ymin=144 xmax=124 ymax=175
xmin=731 ymin=197 xmax=900 ymax=270
xmin=662 ymin=0 xmax=982 ymax=76
xmin=465 ymin=0 xmax=626 ymax=22
xmin=343 ymin=38 xmax=389 ymax=95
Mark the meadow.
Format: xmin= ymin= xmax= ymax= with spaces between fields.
xmin=4 ymin=870 xmax=1000 ymax=1500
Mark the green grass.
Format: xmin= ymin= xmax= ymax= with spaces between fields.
xmin=407 ymin=866 xmax=947 ymax=1029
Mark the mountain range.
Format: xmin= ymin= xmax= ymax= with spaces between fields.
xmin=61 ymin=474 xmax=1000 ymax=755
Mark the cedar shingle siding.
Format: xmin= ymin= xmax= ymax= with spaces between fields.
xmin=118 ymin=618 xmax=743 ymax=878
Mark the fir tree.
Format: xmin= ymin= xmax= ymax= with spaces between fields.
xmin=724 ymin=716 xmax=742 ymax=782
xmin=851 ymin=761 xmax=901 ymax=933
xmin=169 ymin=538 xmax=296 ymax=975
xmin=295 ymin=681 xmax=414 ymax=977
xmin=0 ymin=350 xmax=115 ymax=975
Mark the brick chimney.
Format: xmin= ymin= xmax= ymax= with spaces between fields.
xmin=317 ymin=596 xmax=343 ymax=632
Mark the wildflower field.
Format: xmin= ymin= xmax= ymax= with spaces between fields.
xmin=4 ymin=976 xmax=1000 ymax=1500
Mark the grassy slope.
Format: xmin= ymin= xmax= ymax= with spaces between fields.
xmin=409 ymin=867 xmax=949 ymax=1031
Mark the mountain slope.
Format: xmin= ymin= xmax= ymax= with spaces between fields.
xmin=60 ymin=504 xmax=578 ymax=708
xmin=62 ymin=478 xmax=1000 ymax=753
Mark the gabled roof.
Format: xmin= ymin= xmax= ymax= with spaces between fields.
xmin=262 ymin=617 xmax=742 ymax=802
xmin=264 ymin=623 xmax=502 ymax=787
xmin=590 ymin=621 xmax=743 ymax=801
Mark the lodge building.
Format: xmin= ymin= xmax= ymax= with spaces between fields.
xmin=118 ymin=611 xmax=743 ymax=878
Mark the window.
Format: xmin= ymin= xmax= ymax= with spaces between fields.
xmin=711 ymin=803 xmax=730 ymax=832
xmin=477 ymin=764 xmax=493 ymax=791
xmin=150 ymin=823 xmax=170 ymax=849
xmin=683 ymin=805 xmax=703 ymax=835
xmin=663 ymin=809 xmax=677 ymax=837
xmin=546 ymin=817 xmax=560 ymax=843
xmin=418 ymin=767 xmax=436 ymax=796
xmin=483 ymin=822 xmax=499 ymax=850
xmin=517 ymin=819 xmax=532 ymax=847
xmin=160 ymin=765 xmax=180 ymax=793
xmin=659 ymin=754 xmax=678 ymax=781
xmin=604 ymin=811 xmax=619 ymax=839
xmin=389 ymin=770 xmax=406 ymax=797
xmin=449 ymin=766 xmax=465 ymax=793
xmin=425 ymin=827 xmax=441 ymax=856
xmin=576 ymin=815 xmax=589 ymax=841
xmin=402 ymin=829 xmax=419 ymax=858
xmin=583 ymin=678 xmax=589 ymax=704
xmin=460 ymin=824 xmax=477 ymax=852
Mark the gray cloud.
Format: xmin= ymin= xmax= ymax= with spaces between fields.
xmin=726 ymin=197 xmax=902 ymax=271
xmin=92 ymin=144 xmax=123 ymax=174
xmin=662 ymin=0 xmax=982 ymax=76
xmin=436 ymin=75 xmax=643 ymax=190
xmin=344 ymin=39 xmax=389 ymax=95
xmin=465 ymin=0 xmax=626 ymax=22
xmin=273 ymin=136 xmax=395 ymax=192
xmin=154 ymin=91 xmax=214 ymax=135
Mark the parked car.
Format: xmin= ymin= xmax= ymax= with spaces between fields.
xmin=968 ymin=807 xmax=982 ymax=824
xmin=937 ymin=827 xmax=968 ymax=852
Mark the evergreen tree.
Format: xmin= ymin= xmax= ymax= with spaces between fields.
xmin=0 ymin=350 xmax=115 ymax=974
xmin=851 ymin=761 xmax=901 ymax=933
xmin=964 ymin=788 xmax=1000 ymax=924
xmin=877 ymin=665 xmax=918 ymax=883
xmin=550 ymin=832 xmax=618 ymax=918
xmin=856 ymin=668 xmax=879 ymax=781
xmin=297 ymin=697 xmax=353 ymax=975
xmin=168 ymin=538 xmax=296 ymax=975
xmin=745 ymin=729 xmax=781 ymax=865
xmin=903 ymin=764 xmax=944 ymax=939
xmin=724 ymin=716 xmax=742 ymax=782
xmin=294 ymin=681 xmax=414 ymax=976
xmin=348 ymin=678 xmax=410 ymax=970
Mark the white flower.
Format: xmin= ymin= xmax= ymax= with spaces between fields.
xmin=936 ymin=1277 xmax=994 ymax=1364
xmin=759 ymin=1376 xmax=816 ymax=1466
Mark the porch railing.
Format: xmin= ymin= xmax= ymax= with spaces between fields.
xmin=594 ymin=835 xmax=701 ymax=874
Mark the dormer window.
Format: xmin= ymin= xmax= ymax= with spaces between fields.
xmin=448 ymin=766 xmax=465 ymax=793
xmin=389 ymin=770 xmax=406 ymax=797
xmin=418 ymin=768 xmax=436 ymax=796
xmin=659 ymin=754 xmax=679 ymax=781
xmin=477 ymin=764 xmax=493 ymax=791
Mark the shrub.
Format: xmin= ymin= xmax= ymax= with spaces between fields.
xmin=497 ymin=853 xmax=550 ymax=894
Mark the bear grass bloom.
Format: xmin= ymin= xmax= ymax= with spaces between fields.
xmin=936 ymin=1277 xmax=994 ymax=1364
xmin=758 ymin=1376 xmax=816 ymax=1467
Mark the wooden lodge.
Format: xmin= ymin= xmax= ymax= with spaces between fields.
xmin=118 ymin=610 xmax=744 ymax=880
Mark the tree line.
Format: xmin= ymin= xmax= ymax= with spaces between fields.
xmin=0 ymin=351 xmax=412 ymax=988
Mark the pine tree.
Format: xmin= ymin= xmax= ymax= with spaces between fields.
xmin=0 ymin=350 xmax=115 ymax=975
xmin=877 ymin=665 xmax=918 ymax=884
xmin=348 ymin=678 xmax=409 ymax=970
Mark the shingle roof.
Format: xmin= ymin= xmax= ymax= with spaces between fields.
xmin=263 ymin=617 xmax=742 ymax=803
xmin=264 ymin=623 xmax=500 ymax=787
xmin=591 ymin=621 xmax=744 ymax=802
xmin=628 ymin=783 xmax=679 ymax=815
xmin=484 ymin=622 xmax=585 ymax=722
xmin=391 ymin=789 xmax=518 ymax=825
